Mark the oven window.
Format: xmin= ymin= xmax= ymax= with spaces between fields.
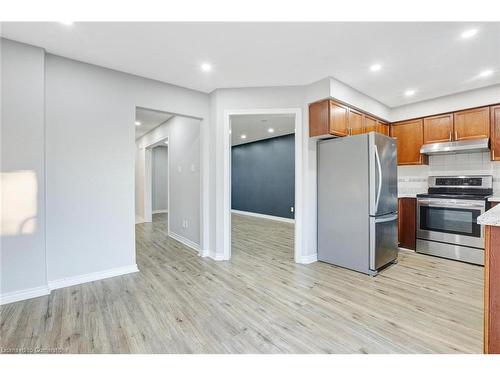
xmin=420 ymin=206 xmax=481 ymax=237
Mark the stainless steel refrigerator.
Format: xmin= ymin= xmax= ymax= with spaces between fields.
xmin=317 ymin=132 xmax=398 ymax=275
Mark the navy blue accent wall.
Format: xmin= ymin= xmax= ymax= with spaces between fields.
xmin=231 ymin=134 xmax=295 ymax=219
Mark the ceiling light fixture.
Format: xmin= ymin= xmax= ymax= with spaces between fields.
xmin=404 ymin=89 xmax=416 ymax=97
xmin=461 ymin=28 xmax=478 ymax=39
xmin=268 ymin=128 xmax=275 ymax=133
xmin=479 ymin=70 xmax=493 ymax=78
xmin=240 ymin=134 xmax=247 ymax=139
xmin=370 ymin=64 xmax=382 ymax=72
xmin=60 ymin=21 xmax=74 ymax=26
xmin=201 ymin=63 xmax=212 ymax=72
xmin=135 ymin=121 xmax=142 ymax=126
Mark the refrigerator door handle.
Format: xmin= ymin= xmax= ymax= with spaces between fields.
xmin=374 ymin=144 xmax=382 ymax=214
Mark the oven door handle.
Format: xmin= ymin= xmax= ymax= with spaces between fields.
xmin=418 ymin=201 xmax=485 ymax=209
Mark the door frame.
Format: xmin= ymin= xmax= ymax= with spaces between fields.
xmin=222 ymin=108 xmax=304 ymax=262
xmin=142 ymin=136 xmax=170 ymax=231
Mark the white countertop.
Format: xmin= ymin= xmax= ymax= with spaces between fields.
xmin=478 ymin=204 xmax=500 ymax=227
xmin=488 ymin=196 xmax=500 ymax=202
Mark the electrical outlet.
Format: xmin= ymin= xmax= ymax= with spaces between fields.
xmin=290 ymin=207 xmax=294 ymax=213
xmin=181 ymin=219 xmax=189 ymax=229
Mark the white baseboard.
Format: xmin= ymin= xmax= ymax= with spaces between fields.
xmin=297 ymin=253 xmax=318 ymax=264
xmin=0 ymin=285 xmax=51 ymax=305
xmin=152 ymin=209 xmax=168 ymax=214
xmin=168 ymin=231 xmax=200 ymax=253
xmin=231 ymin=209 xmax=295 ymax=223
xmin=48 ymin=264 xmax=139 ymax=291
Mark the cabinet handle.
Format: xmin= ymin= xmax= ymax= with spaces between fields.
xmin=455 ymin=131 xmax=458 ymax=140
xmin=493 ymin=149 xmax=496 ymax=160
xmin=449 ymin=131 xmax=452 ymax=141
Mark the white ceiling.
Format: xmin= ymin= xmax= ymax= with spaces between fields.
xmin=231 ymin=114 xmax=295 ymax=146
xmin=1 ymin=22 xmax=499 ymax=107
xmin=135 ymin=107 xmax=173 ymax=139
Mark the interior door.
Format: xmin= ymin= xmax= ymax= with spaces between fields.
xmin=371 ymin=133 xmax=398 ymax=216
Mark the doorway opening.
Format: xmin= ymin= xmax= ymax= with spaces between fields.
xmin=134 ymin=106 xmax=203 ymax=255
xmin=225 ymin=109 xmax=303 ymax=263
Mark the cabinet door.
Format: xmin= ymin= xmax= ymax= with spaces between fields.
xmin=377 ymin=121 xmax=390 ymax=136
xmin=398 ymin=198 xmax=416 ymax=250
xmin=390 ymin=119 xmax=427 ymax=165
xmin=491 ymin=105 xmax=500 ymax=161
xmin=309 ymin=100 xmax=330 ymax=137
xmin=423 ymin=113 xmax=453 ymax=144
xmin=329 ymin=100 xmax=349 ymax=137
xmin=348 ymin=108 xmax=364 ymax=135
xmin=364 ymin=115 xmax=377 ymax=133
xmin=454 ymin=107 xmax=490 ymax=140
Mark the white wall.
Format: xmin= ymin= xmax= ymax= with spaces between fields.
xmin=152 ymin=147 xmax=168 ymax=212
xmin=0 ymin=39 xmax=48 ymax=302
xmin=45 ymin=54 xmax=209 ymax=282
xmin=136 ymin=116 xmax=201 ymax=245
xmin=391 ymin=84 xmax=500 ymax=122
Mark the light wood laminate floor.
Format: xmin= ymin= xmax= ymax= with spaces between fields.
xmin=0 ymin=213 xmax=483 ymax=353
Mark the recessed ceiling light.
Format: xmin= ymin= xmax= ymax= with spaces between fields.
xmin=479 ymin=70 xmax=493 ymax=78
xmin=60 ymin=21 xmax=74 ymax=26
xmin=135 ymin=121 xmax=142 ymax=126
xmin=268 ymin=128 xmax=275 ymax=133
xmin=370 ymin=64 xmax=382 ymax=72
xmin=404 ymin=89 xmax=416 ymax=97
xmin=240 ymin=134 xmax=247 ymax=139
xmin=461 ymin=28 xmax=478 ymax=39
xmin=201 ymin=63 xmax=212 ymax=72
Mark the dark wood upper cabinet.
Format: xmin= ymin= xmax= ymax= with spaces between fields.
xmin=348 ymin=108 xmax=364 ymax=135
xmin=423 ymin=113 xmax=454 ymax=144
xmin=309 ymin=99 xmax=389 ymax=138
xmin=364 ymin=115 xmax=377 ymax=133
xmin=377 ymin=121 xmax=390 ymax=136
xmin=329 ymin=101 xmax=349 ymax=136
xmin=309 ymin=100 xmax=330 ymax=137
xmin=390 ymin=119 xmax=428 ymax=165
xmin=491 ymin=105 xmax=500 ymax=161
xmin=454 ymin=107 xmax=490 ymax=140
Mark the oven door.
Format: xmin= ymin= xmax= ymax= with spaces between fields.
xmin=416 ymin=198 xmax=485 ymax=248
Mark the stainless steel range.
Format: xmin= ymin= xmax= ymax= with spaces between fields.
xmin=416 ymin=175 xmax=493 ymax=266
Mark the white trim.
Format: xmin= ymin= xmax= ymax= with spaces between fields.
xmin=152 ymin=209 xmax=168 ymax=214
xmin=0 ymin=285 xmax=50 ymax=305
xmin=168 ymin=231 xmax=201 ymax=253
xmin=231 ymin=209 xmax=295 ymax=223
xmin=223 ymin=108 xmax=303 ymax=263
xmin=135 ymin=215 xmax=146 ymax=224
xmin=297 ymin=253 xmax=318 ymax=264
xmin=48 ymin=264 xmax=139 ymax=291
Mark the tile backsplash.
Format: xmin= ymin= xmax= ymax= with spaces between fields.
xmin=398 ymin=152 xmax=500 ymax=196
